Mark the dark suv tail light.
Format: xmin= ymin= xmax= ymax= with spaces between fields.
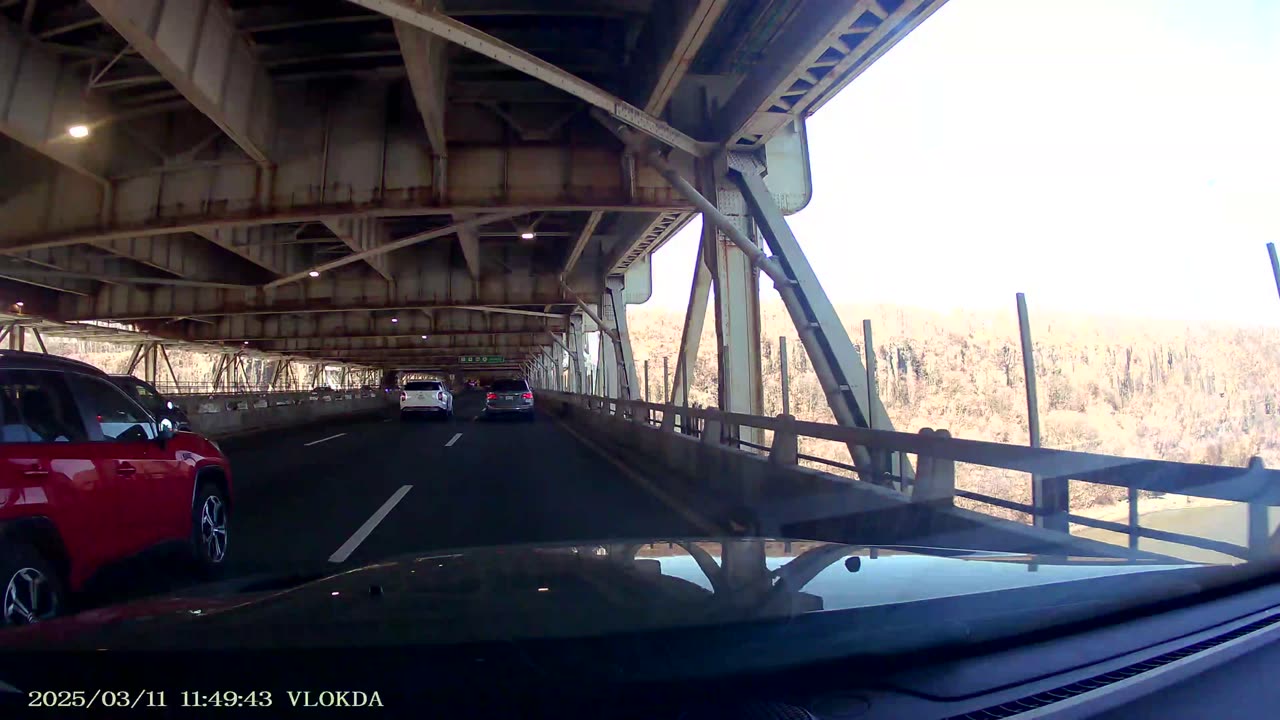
xmin=522 ymin=391 xmax=533 ymax=400
xmin=486 ymin=392 xmax=497 ymax=400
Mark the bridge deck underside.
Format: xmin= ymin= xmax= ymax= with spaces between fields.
xmin=0 ymin=0 xmax=944 ymax=373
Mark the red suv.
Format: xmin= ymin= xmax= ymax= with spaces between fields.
xmin=0 ymin=352 xmax=232 ymax=626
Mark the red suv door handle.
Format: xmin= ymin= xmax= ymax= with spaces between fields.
xmin=21 ymin=467 xmax=48 ymax=477
xmin=116 ymin=463 xmax=137 ymax=475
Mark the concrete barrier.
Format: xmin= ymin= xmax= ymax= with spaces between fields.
xmin=187 ymin=395 xmax=393 ymax=439
xmin=541 ymin=395 xmax=1152 ymax=559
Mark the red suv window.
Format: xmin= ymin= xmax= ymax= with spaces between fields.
xmin=0 ymin=370 xmax=88 ymax=444
xmin=65 ymin=375 xmax=156 ymax=443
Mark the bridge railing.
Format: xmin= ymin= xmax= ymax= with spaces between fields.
xmin=165 ymin=387 xmax=385 ymax=413
xmin=540 ymin=390 xmax=1279 ymax=562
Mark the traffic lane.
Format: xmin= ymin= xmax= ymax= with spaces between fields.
xmin=76 ymin=408 xmax=422 ymax=608
xmin=343 ymin=402 xmax=711 ymax=565
xmin=225 ymin=411 xmax=465 ymax=576
xmin=227 ymin=391 xmax=486 ymax=574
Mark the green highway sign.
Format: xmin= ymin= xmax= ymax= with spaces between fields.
xmin=459 ymin=355 xmax=505 ymax=364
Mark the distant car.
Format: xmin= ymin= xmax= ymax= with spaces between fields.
xmin=108 ymin=375 xmax=191 ymax=431
xmin=400 ymin=381 xmax=453 ymax=420
xmin=0 ymin=352 xmax=232 ymax=626
xmin=483 ymin=378 xmax=534 ymax=421
xmin=309 ymin=386 xmax=334 ymax=402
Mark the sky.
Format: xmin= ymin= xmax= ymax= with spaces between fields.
xmin=644 ymin=0 xmax=1280 ymax=327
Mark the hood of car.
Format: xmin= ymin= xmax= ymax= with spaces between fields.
xmin=0 ymin=538 xmax=1207 ymax=652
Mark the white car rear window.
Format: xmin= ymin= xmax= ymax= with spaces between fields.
xmin=405 ymin=381 xmax=441 ymax=391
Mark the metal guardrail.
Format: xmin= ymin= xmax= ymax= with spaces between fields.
xmin=169 ymin=388 xmax=384 ymax=413
xmin=542 ymin=391 xmax=1280 ymax=561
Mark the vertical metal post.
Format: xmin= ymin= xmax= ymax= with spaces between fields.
xmin=698 ymin=155 xmax=763 ymax=446
xmin=663 ymin=356 xmax=670 ymax=404
xmin=1268 ymin=243 xmax=1280 ymax=300
xmin=15 ymin=327 xmax=24 ymax=352
xmin=779 ymin=336 xmax=790 ymax=417
xmin=143 ymin=343 xmax=158 ymax=384
xmin=1018 ymin=293 xmax=1066 ymax=532
xmin=1127 ymin=486 xmax=1139 ymax=551
xmin=1247 ymin=457 xmax=1270 ymax=559
xmin=643 ymin=360 xmax=650 ymax=403
xmin=862 ymin=320 xmax=877 ymax=430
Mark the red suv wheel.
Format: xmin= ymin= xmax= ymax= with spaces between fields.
xmin=0 ymin=542 xmax=64 ymax=626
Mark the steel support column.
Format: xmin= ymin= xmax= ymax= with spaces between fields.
xmin=730 ymin=161 xmax=906 ymax=480
xmin=568 ymin=313 xmax=585 ymax=393
xmin=600 ymin=277 xmax=639 ymax=399
xmin=699 ymin=156 xmax=764 ymax=444
xmin=671 ymin=231 xmax=712 ymax=408
xmin=142 ymin=343 xmax=159 ymax=384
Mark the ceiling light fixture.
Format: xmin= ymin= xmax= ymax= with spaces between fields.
xmin=391 ymin=317 xmax=399 ymax=323
xmin=308 ymin=270 xmax=320 ymax=278
xmin=67 ymin=124 xmax=90 ymax=139
xmin=520 ymin=231 xmax=536 ymax=240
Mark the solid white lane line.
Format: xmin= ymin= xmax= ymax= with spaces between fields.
xmin=445 ymin=432 xmax=463 ymax=447
xmin=328 ymin=485 xmax=413 ymax=563
xmin=304 ymin=432 xmax=347 ymax=447
xmin=550 ymin=416 xmax=720 ymax=535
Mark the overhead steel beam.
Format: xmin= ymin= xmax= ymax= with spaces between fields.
xmin=605 ymin=210 xmax=691 ymax=274
xmin=345 ymin=0 xmax=710 ymax=157
xmin=561 ymin=210 xmax=601 ymax=278
xmin=453 ymin=306 xmax=563 ymax=319
xmin=0 ymin=18 xmax=110 ymax=184
xmin=258 ymin=335 xmax=548 ymax=352
xmin=306 ymin=348 xmax=539 ymax=359
xmin=0 ymin=117 xmax=690 ymax=251
xmin=196 ymin=226 xmax=311 ymax=278
xmin=264 ymin=211 xmax=524 ymax=288
xmin=444 ymin=0 xmax=649 ymax=16
xmin=638 ymin=0 xmax=728 ymax=114
xmin=94 ymin=233 xmax=266 ymax=282
xmin=453 ymin=213 xmax=481 ymax=280
xmin=58 ymin=254 xmax=589 ymax=320
xmin=174 ymin=308 xmax=562 ymax=342
xmin=88 ymin=0 xmax=277 ymax=164
xmin=396 ymin=0 xmax=448 ymax=159
xmin=322 ymin=218 xmax=394 ymax=282
xmin=713 ymin=0 xmax=946 ymax=148
xmin=0 ymin=265 xmax=253 ymax=289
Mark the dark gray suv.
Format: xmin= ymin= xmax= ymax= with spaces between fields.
xmin=107 ymin=375 xmax=191 ymax=431
xmin=483 ymin=378 xmax=534 ymax=421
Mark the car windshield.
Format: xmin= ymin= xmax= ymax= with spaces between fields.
xmin=1 ymin=1 xmax=1278 ymax=699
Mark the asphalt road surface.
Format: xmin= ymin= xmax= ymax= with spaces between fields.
xmin=79 ymin=390 xmax=709 ymax=609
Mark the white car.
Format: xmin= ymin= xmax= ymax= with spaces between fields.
xmin=400 ymin=380 xmax=453 ymax=420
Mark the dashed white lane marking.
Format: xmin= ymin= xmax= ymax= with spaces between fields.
xmin=328 ymin=485 xmax=413 ymax=563
xmin=304 ymin=432 xmax=346 ymax=447
xmin=382 ymin=418 xmax=393 ymax=423
xmin=445 ymin=432 xmax=463 ymax=447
